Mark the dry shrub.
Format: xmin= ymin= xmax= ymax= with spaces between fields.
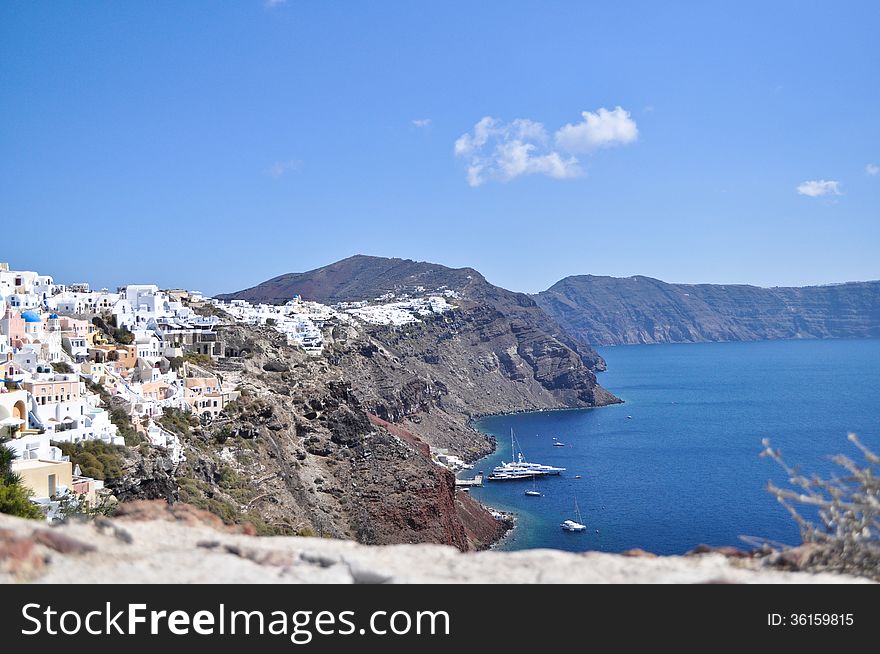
xmin=761 ymin=433 xmax=879 ymax=580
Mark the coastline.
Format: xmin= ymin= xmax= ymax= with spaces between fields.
xmin=461 ymin=401 xmax=624 ymax=550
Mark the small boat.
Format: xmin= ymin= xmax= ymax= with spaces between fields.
xmin=553 ymin=442 xmax=566 ymax=447
xmin=524 ymin=477 xmax=541 ymax=497
xmin=574 ymin=475 xmax=582 ymax=479
xmin=561 ymin=498 xmax=587 ymax=532
xmin=626 ymin=415 xmax=633 ymax=420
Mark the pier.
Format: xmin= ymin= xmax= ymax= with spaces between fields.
xmin=455 ymin=473 xmax=483 ymax=487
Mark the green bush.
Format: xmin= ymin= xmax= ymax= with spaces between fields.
xmin=0 ymin=482 xmax=44 ymax=520
xmin=113 ymin=328 xmax=135 ymax=345
xmin=183 ymin=352 xmax=213 ymax=368
xmin=108 ymin=406 xmax=143 ymax=446
xmin=56 ymin=441 xmax=126 ymax=481
xmin=158 ymin=407 xmax=198 ymax=438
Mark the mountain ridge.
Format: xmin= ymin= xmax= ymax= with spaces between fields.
xmin=218 ymin=255 xmax=486 ymax=305
xmin=220 ymin=253 xmax=608 ymax=371
xmin=534 ymin=274 xmax=880 ymax=346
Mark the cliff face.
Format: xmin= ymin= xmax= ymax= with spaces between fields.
xmin=334 ymin=307 xmax=616 ymax=462
xmin=222 ymin=255 xmax=617 ymax=424
xmin=535 ymin=275 xmax=880 ymax=346
xmin=155 ymin=256 xmax=622 ymax=550
xmin=117 ymin=323 xmax=507 ymax=551
xmin=178 ymin=301 xmax=614 ymax=549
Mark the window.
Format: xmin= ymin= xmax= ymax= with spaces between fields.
xmin=47 ymin=474 xmax=56 ymax=497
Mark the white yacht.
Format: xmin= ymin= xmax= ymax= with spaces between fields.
xmin=491 ymin=451 xmax=565 ymax=476
xmin=487 ymin=430 xmax=565 ymax=481
xmin=486 ymin=470 xmax=536 ymax=481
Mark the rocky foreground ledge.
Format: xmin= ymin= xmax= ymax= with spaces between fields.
xmin=0 ymin=502 xmax=869 ymax=584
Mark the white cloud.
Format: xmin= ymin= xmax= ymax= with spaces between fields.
xmin=796 ymin=180 xmax=841 ymax=197
xmin=412 ymin=118 xmax=432 ymax=128
xmin=267 ymin=159 xmax=301 ymax=178
xmin=866 ymin=163 xmax=879 ymax=176
xmin=454 ymin=108 xmax=636 ymax=187
xmin=555 ymin=106 xmax=639 ymax=154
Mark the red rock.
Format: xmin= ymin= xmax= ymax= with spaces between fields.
xmin=113 ymin=500 xmax=256 ymax=535
xmin=689 ymin=544 xmax=751 ymax=558
xmin=0 ymin=527 xmax=45 ymax=578
xmin=33 ymin=529 xmax=96 ymax=555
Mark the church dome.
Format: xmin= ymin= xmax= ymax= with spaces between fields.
xmin=21 ymin=310 xmax=42 ymax=323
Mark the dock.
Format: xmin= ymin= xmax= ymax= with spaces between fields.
xmin=455 ymin=473 xmax=483 ymax=487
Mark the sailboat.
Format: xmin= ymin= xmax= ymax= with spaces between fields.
xmin=561 ymin=497 xmax=587 ymax=532
xmin=524 ymin=476 xmax=541 ymax=497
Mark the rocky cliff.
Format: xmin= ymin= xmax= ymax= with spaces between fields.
xmin=220 ymin=255 xmax=619 ymax=456
xmin=535 ymin=275 xmax=880 ymax=346
xmin=109 ymin=323 xmax=509 ymax=552
xmin=220 ymin=255 xmax=608 ymax=372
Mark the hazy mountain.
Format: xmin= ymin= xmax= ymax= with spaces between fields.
xmin=534 ymin=275 xmax=880 ymax=346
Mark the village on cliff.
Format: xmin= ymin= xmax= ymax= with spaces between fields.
xmin=0 ymin=262 xmax=458 ymax=519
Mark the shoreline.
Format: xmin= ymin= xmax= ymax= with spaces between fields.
xmin=461 ymin=401 xmax=624 ymax=550
xmin=464 ymin=400 xmax=625 ymax=462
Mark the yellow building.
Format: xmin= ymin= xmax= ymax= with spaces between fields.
xmin=80 ymin=361 xmax=108 ymax=384
xmin=12 ymin=458 xmax=73 ymax=500
xmin=88 ymin=344 xmax=137 ymax=369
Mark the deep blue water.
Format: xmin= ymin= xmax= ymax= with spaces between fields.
xmin=468 ymin=339 xmax=880 ymax=555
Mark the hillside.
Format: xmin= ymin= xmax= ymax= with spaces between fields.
xmin=220 ymin=255 xmax=482 ymax=305
xmin=535 ymin=275 xmax=880 ymax=346
xmin=116 ymin=255 xmax=624 ymax=551
xmin=110 ymin=323 xmax=510 ymax=551
xmin=221 ymin=255 xmax=613 ymax=394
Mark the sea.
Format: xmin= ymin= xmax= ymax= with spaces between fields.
xmin=467 ymin=339 xmax=880 ymax=555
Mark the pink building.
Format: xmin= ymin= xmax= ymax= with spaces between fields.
xmin=60 ymin=316 xmax=91 ymax=338
xmin=0 ymin=306 xmax=25 ymax=347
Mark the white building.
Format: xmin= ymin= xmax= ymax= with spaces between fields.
xmin=145 ymin=421 xmax=183 ymax=464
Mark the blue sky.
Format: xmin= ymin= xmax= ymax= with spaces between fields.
xmin=1 ymin=1 xmax=878 ymax=295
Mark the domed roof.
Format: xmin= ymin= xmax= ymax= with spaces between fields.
xmin=21 ymin=310 xmax=42 ymax=323
xmin=49 ymin=313 xmax=59 ymax=319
